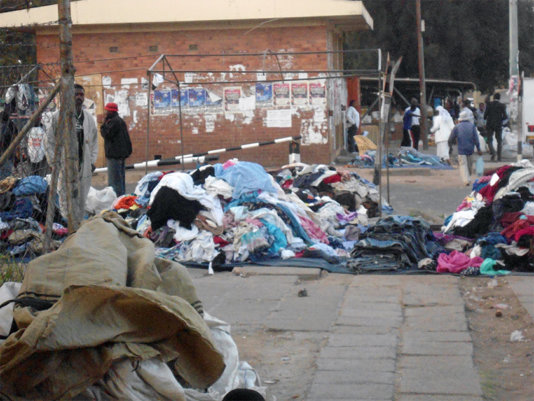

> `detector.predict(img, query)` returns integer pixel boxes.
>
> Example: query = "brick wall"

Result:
[37,25,337,168]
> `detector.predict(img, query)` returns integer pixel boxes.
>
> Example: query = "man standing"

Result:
[448,110,482,186]
[484,93,507,161]
[405,98,421,150]
[100,102,132,196]
[346,99,360,153]
[46,83,98,220]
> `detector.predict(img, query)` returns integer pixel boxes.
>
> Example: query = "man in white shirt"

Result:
[346,99,360,153]
[404,98,421,150]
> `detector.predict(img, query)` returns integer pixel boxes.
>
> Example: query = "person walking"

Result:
[46,83,98,221]
[100,102,132,197]
[460,99,476,124]
[484,93,507,161]
[346,99,359,153]
[430,105,454,164]
[448,110,482,186]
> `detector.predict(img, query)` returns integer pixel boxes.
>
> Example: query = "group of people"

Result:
[346,93,509,187]
[0,83,132,220]
[429,93,508,185]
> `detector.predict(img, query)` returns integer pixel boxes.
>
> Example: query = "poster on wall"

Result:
[255,83,273,106]
[291,82,308,106]
[188,88,206,107]
[224,87,241,111]
[273,83,290,106]
[205,90,223,108]
[171,89,188,108]
[154,90,171,108]
[309,82,326,105]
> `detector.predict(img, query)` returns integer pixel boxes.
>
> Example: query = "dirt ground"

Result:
[459,276,534,401]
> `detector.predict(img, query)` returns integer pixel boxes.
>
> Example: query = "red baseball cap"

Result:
[104,102,118,112]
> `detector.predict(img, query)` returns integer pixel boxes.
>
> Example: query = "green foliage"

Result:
[346,0,534,93]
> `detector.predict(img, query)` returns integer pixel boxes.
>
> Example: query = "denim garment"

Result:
[350,215,444,271]
[107,158,126,197]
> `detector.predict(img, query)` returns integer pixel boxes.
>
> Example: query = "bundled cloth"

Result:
[0,211,225,400]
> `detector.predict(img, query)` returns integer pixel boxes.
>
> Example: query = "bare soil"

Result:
[459,276,534,401]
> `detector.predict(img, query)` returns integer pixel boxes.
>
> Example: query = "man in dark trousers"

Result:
[484,93,507,161]
[100,102,132,196]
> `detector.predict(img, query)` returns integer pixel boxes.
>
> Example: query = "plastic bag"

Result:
[86,186,117,214]
[475,156,485,176]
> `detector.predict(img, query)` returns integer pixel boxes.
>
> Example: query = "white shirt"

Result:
[346,106,360,128]
[405,106,421,125]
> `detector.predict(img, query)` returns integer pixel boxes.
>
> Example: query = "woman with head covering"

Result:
[430,105,455,164]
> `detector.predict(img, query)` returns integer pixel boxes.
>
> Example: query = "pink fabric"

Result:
[222,159,237,169]
[298,215,329,244]
[456,200,470,212]
[436,250,484,274]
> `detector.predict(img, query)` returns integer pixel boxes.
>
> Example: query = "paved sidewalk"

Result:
[190,270,500,401]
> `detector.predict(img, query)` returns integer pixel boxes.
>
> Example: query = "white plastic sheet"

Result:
[0,282,21,338]
[86,186,117,214]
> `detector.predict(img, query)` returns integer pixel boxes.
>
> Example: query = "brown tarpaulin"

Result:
[0,211,224,400]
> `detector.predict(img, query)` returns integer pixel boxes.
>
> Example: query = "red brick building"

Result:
[0,0,373,168]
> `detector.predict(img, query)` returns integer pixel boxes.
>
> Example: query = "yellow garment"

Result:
[354,135,377,155]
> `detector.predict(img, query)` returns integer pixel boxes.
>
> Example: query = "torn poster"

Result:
[291,82,308,106]
[255,83,273,106]
[224,87,241,111]
[274,83,290,107]
[188,88,206,107]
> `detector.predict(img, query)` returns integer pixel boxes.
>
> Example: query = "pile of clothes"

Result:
[437,160,534,274]
[0,175,66,259]
[350,148,452,170]
[110,160,391,268]
[347,215,443,273]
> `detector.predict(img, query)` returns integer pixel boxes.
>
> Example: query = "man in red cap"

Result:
[100,102,132,196]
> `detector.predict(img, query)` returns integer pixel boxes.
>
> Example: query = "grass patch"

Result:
[0,255,25,285]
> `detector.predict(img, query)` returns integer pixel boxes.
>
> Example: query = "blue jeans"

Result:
[107,158,125,196]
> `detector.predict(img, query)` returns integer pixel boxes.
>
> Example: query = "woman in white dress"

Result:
[430,105,455,163]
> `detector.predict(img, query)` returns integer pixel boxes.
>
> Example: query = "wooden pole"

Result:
[416,0,428,150]
[58,0,80,231]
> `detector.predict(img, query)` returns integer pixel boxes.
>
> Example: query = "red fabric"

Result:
[213,236,229,247]
[478,165,515,203]
[500,211,524,228]
[104,102,118,112]
[513,226,534,243]
[114,195,139,210]
[322,174,342,184]
[281,179,293,189]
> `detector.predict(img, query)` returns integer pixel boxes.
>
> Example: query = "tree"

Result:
[346,0,534,93]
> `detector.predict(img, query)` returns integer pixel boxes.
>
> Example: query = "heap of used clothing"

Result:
[111,160,392,268]
[0,175,66,259]
[438,160,534,274]
[347,215,444,273]
[350,148,452,170]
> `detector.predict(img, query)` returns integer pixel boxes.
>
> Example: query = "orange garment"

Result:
[114,195,139,210]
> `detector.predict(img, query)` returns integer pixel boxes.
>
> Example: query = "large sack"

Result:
[1,212,223,400]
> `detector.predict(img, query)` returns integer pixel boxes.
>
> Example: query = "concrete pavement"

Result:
[189,268,533,401]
